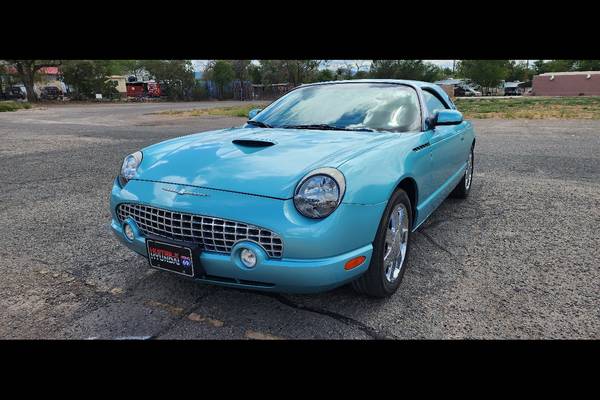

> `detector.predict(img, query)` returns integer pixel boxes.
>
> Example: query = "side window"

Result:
[422,90,449,116]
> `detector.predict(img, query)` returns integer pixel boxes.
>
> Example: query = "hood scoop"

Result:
[232,139,276,148]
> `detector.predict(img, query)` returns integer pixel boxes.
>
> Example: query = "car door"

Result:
[422,89,466,193]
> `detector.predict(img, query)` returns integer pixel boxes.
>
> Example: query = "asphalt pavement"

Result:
[0,102,598,339]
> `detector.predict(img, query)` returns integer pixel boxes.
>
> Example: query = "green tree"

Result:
[257,60,287,85]
[439,67,454,79]
[457,60,510,92]
[255,60,322,86]
[368,60,443,82]
[61,60,118,100]
[315,68,335,82]
[353,70,369,79]
[506,60,532,82]
[4,59,61,102]
[533,59,600,75]
[571,60,600,71]
[102,60,138,75]
[533,60,549,74]
[229,60,252,100]
[247,63,262,84]
[231,60,251,82]
[284,60,322,85]
[334,67,353,80]
[0,62,8,92]
[204,60,235,99]
[137,60,195,100]
[533,60,575,74]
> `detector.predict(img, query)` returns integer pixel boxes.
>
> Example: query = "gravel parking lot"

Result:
[1,102,598,339]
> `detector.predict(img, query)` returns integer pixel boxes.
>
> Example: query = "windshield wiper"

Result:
[246,120,272,128]
[280,124,375,132]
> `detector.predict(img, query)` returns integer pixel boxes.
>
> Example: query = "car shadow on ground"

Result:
[119,193,477,339]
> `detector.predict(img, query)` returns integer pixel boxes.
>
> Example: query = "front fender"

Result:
[338,132,430,205]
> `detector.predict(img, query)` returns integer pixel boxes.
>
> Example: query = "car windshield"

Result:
[251,83,422,133]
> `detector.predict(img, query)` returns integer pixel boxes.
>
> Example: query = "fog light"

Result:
[240,248,257,268]
[124,223,135,241]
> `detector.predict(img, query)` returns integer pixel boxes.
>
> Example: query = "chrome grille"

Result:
[117,203,283,258]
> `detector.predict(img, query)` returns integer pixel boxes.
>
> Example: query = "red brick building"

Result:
[532,71,600,96]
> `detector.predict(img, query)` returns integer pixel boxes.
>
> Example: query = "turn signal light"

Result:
[344,256,366,270]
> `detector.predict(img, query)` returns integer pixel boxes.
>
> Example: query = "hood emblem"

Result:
[163,187,209,197]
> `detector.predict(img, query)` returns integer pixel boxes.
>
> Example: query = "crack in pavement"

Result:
[420,211,486,232]
[447,213,486,221]
[420,218,447,231]
[263,293,398,340]
[147,292,213,340]
[418,230,459,262]
[0,250,396,340]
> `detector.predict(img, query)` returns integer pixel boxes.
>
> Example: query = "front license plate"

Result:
[146,239,195,277]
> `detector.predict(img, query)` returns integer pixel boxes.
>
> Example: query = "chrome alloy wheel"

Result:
[465,151,473,190]
[383,203,409,283]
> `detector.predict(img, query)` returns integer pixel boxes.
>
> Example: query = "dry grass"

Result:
[0,101,32,112]
[455,96,600,119]
[153,97,600,121]
[154,104,264,118]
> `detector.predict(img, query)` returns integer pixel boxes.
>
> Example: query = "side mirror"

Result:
[248,108,263,119]
[428,109,463,128]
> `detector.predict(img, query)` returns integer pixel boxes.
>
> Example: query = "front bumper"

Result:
[111,218,372,293]
[110,178,385,293]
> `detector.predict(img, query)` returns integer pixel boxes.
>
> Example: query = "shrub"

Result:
[190,81,209,100]
[0,101,32,112]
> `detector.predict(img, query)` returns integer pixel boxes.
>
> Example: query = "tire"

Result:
[351,189,412,298]
[451,146,474,199]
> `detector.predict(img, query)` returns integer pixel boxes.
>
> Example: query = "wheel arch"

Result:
[394,176,418,229]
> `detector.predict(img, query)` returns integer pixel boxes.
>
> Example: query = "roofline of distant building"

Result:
[538,71,600,76]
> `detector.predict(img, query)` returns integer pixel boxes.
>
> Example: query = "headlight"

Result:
[119,151,143,186]
[293,167,346,219]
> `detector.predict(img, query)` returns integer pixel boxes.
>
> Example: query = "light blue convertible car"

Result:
[110,80,475,297]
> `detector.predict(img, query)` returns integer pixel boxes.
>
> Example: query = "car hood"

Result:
[135,127,398,199]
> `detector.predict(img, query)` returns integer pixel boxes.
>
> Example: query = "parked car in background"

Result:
[503,81,527,96]
[110,80,476,297]
[455,85,481,97]
[2,86,27,100]
[504,86,523,96]
[40,86,62,100]
[504,87,523,96]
